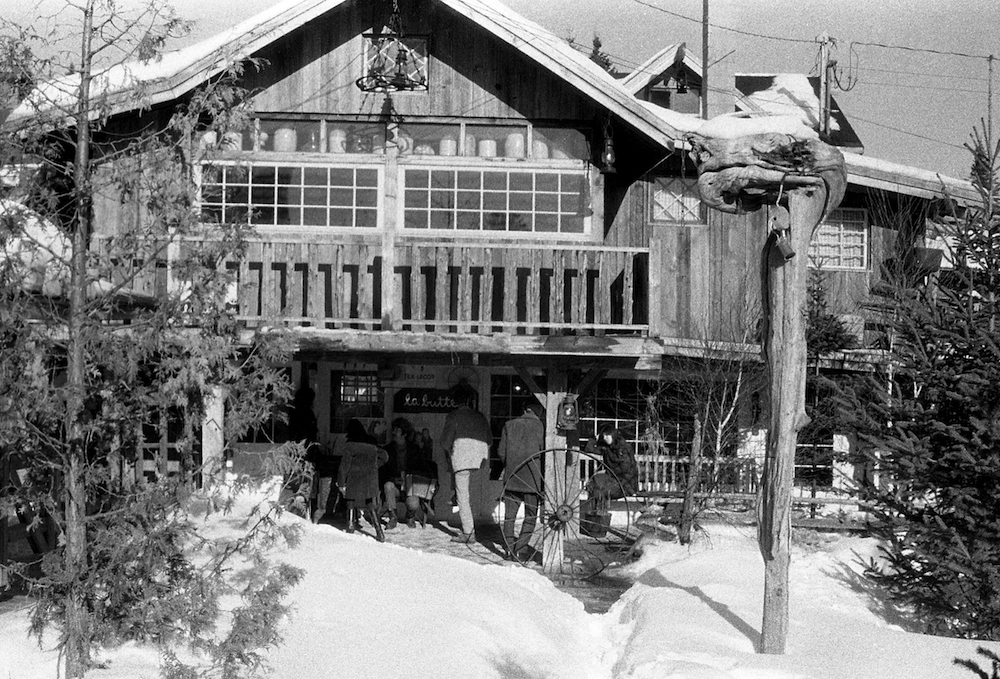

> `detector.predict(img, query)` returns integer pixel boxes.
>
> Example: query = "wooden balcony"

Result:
[220,238,650,335]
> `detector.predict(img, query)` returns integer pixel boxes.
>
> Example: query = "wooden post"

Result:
[757,188,826,654]
[201,385,226,487]
[542,368,567,574]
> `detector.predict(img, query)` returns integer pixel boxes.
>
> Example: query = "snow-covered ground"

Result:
[0,489,990,679]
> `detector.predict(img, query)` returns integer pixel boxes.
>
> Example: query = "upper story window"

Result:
[200,162,380,228]
[809,207,868,270]
[402,167,589,234]
[649,176,704,224]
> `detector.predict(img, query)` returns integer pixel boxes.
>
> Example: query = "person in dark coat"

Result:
[498,401,545,559]
[337,419,388,541]
[283,386,319,519]
[379,417,413,530]
[582,426,639,516]
[402,422,438,528]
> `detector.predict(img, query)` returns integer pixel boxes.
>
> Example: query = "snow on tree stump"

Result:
[686,126,847,654]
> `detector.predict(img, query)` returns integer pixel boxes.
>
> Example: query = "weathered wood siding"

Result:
[242,0,598,123]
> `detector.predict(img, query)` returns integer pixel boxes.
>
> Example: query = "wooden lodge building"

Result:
[5,0,979,523]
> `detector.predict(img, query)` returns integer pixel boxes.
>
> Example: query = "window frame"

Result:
[197,159,385,233]
[648,175,706,225]
[397,157,595,240]
[808,207,869,271]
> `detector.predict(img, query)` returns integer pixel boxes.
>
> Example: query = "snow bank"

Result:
[0,493,991,679]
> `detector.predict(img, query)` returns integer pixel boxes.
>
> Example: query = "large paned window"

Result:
[403,167,589,234]
[200,163,380,228]
[809,207,868,270]
[649,176,704,223]
[329,371,384,435]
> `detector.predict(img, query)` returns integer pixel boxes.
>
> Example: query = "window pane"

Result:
[329,207,354,227]
[400,167,592,235]
[302,207,326,226]
[430,210,453,229]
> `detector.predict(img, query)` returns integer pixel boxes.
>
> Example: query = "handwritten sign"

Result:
[393,388,460,413]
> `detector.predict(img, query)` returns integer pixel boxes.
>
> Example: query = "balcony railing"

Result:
[221,238,650,334]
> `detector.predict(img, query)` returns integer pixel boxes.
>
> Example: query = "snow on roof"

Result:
[637,102,820,141]
[735,73,864,151]
[636,102,976,201]
[7,0,684,151]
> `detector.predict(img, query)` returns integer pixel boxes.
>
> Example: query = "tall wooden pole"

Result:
[701,0,709,120]
[757,187,827,654]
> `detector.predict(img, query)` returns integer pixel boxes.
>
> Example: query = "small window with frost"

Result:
[809,208,868,271]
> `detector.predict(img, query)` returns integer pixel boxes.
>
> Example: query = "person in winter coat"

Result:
[337,418,388,542]
[498,401,545,560]
[582,426,639,516]
[283,386,319,519]
[440,384,491,543]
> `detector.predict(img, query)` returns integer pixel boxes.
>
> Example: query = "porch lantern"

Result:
[356,0,427,93]
[599,119,617,175]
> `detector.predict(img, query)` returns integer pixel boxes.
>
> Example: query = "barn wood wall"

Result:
[242,0,598,123]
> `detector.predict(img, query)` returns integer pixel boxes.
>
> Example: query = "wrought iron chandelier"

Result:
[356,0,427,93]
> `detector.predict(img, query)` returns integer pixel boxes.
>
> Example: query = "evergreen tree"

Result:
[589,35,616,75]
[1,3,305,676]
[838,123,1000,638]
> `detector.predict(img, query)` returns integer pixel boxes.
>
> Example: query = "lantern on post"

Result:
[556,394,579,430]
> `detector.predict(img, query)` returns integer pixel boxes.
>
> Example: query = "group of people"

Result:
[287,384,640,554]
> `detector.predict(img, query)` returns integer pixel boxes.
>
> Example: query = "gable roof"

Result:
[620,43,703,96]
[734,73,864,151]
[7,0,682,151]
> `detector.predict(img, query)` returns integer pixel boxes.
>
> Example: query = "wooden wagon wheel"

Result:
[499,448,635,579]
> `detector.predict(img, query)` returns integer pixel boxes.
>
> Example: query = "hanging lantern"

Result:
[556,394,579,430]
[599,118,616,175]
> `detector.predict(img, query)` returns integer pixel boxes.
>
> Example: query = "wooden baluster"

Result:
[333,243,345,326]
[458,246,471,333]
[287,241,304,325]
[358,243,373,327]
[502,247,516,331]
[526,248,540,333]
[575,249,589,333]
[553,248,565,329]
[435,246,449,332]
[413,245,427,332]
[596,249,609,335]
[623,250,634,326]
[307,242,323,327]
[479,248,494,335]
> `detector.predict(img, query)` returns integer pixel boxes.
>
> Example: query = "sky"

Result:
[1,0,997,180]
[0,484,990,679]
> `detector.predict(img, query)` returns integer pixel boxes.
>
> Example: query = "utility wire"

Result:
[624,0,816,44]
[849,114,967,150]
[851,40,991,61]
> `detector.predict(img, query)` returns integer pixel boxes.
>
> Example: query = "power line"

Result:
[851,40,991,61]
[848,114,967,150]
[851,80,986,95]
[624,0,815,45]
[853,64,989,82]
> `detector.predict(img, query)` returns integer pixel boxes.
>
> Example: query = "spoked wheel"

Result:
[499,448,634,579]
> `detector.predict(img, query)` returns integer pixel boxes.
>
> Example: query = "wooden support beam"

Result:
[574,368,607,399]
[514,366,546,408]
